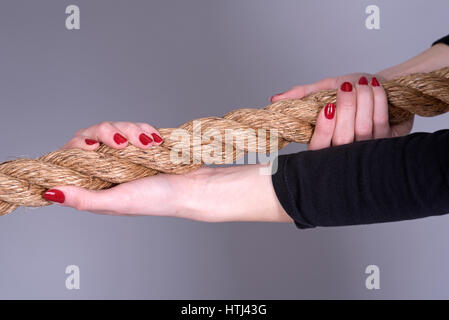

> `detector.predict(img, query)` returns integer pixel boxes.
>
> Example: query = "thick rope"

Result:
[1,67,449,215]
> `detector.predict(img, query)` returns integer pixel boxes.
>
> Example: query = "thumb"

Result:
[270,77,336,103]
[43,186,124,214]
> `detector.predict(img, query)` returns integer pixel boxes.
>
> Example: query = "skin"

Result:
[46,44,449,223]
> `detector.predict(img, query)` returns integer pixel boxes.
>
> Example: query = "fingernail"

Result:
[43,189,65,203]
[113,133,127,144]
[358,76,368,85]
[85,138,98,145]
[371,77,380,87]
[324,103,335,120]
[139,133,153,145]
[340,82,353,92]
[270,92,285,101]
[151,133,163,143]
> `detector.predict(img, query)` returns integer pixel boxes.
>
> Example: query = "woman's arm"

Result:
[376,40,449,80]
[272,129,449,228]
[44,129,449,228]
[43,161,292,223]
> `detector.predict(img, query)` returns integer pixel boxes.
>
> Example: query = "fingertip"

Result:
[270,93,285,103]
[85,138,98,146]
[43,186,96,211]
[43,188,65,204]
[308,103,336,150]
[323,103,336,120]
[150,132,163,145]
[84,138,101,150]
[113,133,129,148]
[139,133,154,147]
[340,81,353,92]
[371,77,380,87]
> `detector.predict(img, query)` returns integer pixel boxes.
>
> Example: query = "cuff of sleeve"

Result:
[271,154,315,229]
[432,34,449,47]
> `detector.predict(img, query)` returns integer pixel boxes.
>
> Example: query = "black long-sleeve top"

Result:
[271,34,449,229]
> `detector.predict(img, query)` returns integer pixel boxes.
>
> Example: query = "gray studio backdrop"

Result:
[0,0,448,299]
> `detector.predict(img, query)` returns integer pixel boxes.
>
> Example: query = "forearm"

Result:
[174,164,293,223]
[272,130,449,229]
[376,43,449,80]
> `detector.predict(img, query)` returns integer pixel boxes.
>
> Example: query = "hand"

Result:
[61,121,164,150]
[270,73,414,150]
[44,122,292,223]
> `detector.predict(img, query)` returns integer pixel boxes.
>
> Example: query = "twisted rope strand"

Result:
[1,67,449,215]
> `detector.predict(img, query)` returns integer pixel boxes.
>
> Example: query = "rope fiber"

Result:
[1,67,449,215]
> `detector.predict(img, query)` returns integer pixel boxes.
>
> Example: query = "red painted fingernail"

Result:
[371,77,380,87]
[113,133,127,144]
[139,133,153,145]
[358,76,368,85]
[43,189,65,203]
[85,138,98,145]
[340,82,353,92]
[151,133,163,143]
[324,103,335,120]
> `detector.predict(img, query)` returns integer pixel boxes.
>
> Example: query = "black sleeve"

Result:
[432,34,449,46]
[271,130,449,229]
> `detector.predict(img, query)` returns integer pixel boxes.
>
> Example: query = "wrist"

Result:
[175,164,292,223]
[376,44,449,80]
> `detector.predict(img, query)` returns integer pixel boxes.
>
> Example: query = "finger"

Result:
[43,186,132,215]
[112,122,159,149]
[371,77,391,139]
[354,76,374,141]
[135,122,164,145]
[60,135,100,150]
[270,77,336,102]
[332,81,356,146]
[83,121,129,149]
[308,103,336,150]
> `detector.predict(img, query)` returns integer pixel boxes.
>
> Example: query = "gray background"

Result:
[0,0,448,299]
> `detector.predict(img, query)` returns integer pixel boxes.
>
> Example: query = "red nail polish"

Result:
[340,82,353,92]
[324,103,335,120]
[358,76,368,85]
[85,139,98,145]
[139,133,153,145]
[371,77,380,87]
[43,189,65,203]
[113,133,127,144]
[151,133,163,143]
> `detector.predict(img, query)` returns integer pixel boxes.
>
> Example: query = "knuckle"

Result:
[321,77,335,87]
[73,196,91,211]
[98,121,112,130]
[291,85,305,95]
[374,116,389,127]
[138,123,154,132]
[332,136,352,146]
[97,122,113,135]
[338,102,354,110]
[355,122,373,137]
[315,122,333,136]
[74,128,86,136]
[357,87,372,100]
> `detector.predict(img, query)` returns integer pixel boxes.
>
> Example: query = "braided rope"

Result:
[1,67,449,215]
